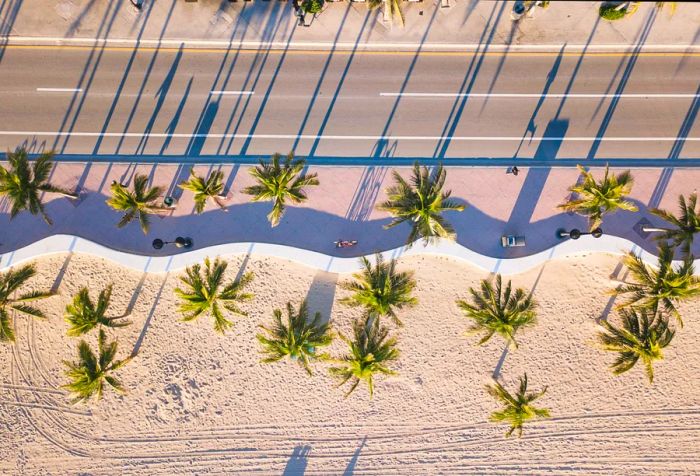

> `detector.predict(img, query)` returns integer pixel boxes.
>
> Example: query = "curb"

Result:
[10,154,700,169]
[2,36,700,53]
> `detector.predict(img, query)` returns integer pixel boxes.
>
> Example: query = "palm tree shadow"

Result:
[433,0,507,159]
[587,8,658,159]
[305,270,338,325]
[117,270,148,319]
[131,270,170,357]
[645,83,700,217]
[501,119,570,259]
[282,445,311,476]
[346,166,388,222]
[598,253,634,323]
[50,237,79,292]
[0,0,24,65]
[492,255,550,379]
[234,243,255,282]
[343,436,367,475]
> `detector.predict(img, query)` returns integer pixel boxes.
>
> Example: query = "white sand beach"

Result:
[1,251,699,475]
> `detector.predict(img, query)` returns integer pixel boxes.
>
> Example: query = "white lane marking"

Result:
[209,90,255,96]
[36,87,83,93]
[0,131,698,142]
[380,92,700,98]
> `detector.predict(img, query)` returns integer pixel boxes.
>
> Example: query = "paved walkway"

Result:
[1,1,699,50]
[0,163,698,260]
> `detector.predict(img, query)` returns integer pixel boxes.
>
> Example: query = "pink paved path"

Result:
[1,163,698,260]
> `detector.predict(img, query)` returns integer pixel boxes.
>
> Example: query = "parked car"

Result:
[501,235,526,248]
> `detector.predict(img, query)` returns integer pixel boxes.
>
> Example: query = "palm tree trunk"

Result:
[56,190,79,199]
[641,226,669,233]
[609,278,636,286]
[213,195,229,211]
[150,207,172,215]
[107,313,130,321]
[616,1,631,11]
[382,0,391,23]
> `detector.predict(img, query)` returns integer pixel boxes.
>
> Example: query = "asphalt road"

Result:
[0,46,698,162]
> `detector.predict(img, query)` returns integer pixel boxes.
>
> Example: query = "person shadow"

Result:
[282,445,311,476]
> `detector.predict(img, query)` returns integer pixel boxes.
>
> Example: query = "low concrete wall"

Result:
[0,233,674,276]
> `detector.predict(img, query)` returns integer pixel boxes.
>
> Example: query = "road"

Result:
[0,45,698,163]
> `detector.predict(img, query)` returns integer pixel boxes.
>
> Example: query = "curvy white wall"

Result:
[0,234,680,275]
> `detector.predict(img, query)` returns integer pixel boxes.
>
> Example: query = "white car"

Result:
[501,235,526,248]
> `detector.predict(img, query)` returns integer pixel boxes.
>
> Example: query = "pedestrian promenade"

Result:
[0,163,697,260]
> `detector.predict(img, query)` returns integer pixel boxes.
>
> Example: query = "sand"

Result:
[1,251,699,475]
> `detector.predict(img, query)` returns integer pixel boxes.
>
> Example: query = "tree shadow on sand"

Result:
[282,445,311,476]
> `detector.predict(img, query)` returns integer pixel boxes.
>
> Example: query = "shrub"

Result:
[599,4,627,21]
[302,0,323,14]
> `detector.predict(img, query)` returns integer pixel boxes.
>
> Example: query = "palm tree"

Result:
[0,148,77,225]
[369,0,404,27]
[329,318,399,398]
[174,257,254,334]
[599,1,639,21]
[256,300,333,375]
[558,164,638,230]
[486,373,550,438]
[243,152,319,227]
[611,243,700,328]
[649,193,700,257]
[62,329,132,404]
[457,274,537,348]
[340,254,417,326]
[597,309,674,384]
[655,1,676,15]
[378,162,465,247]
[0,264,54,343]
[106,174,167,234]
[178,168,227,214]
[64,285,131,337]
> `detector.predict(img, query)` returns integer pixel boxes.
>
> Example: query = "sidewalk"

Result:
[1,163,698,260]
[1,1,699,51]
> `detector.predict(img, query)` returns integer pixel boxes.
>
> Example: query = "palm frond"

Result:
[179,169,226,214]
[377,162,465,247]
[485,373,549,438]
[0,264,53,344]
[62,329,131,404]
[339,254,417,326]
[457,274,537,347]
[329,317,399,399]
[558,164,638,231]
[175,258,254,334]
[597,308,674,383]
[257,300,333,375]
[64,285,130,337]
[106,174,165,234]
[611,244,700,328]
[0,147,68,224]
[649,193,700,257]
[243,152,319,227]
